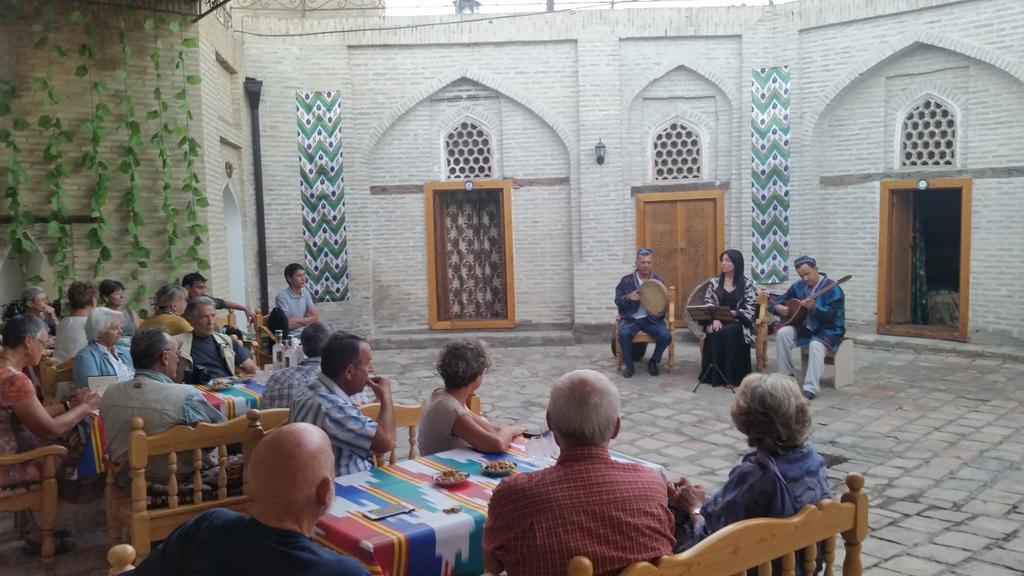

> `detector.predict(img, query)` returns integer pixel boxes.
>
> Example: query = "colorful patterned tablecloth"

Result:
[77,379,266,479]
[315,442,665,576]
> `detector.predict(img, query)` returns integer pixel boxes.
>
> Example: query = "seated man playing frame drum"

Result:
[614,248,672,378]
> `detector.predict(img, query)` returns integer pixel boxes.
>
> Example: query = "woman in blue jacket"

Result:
[73,307,134,390]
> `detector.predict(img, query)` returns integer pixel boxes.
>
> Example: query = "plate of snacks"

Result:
[481,460,517,477]
[207,377,236,391]
[433,469,469,487]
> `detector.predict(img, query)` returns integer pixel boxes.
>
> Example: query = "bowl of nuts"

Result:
[481,460,517,477]
[433,469,469,487]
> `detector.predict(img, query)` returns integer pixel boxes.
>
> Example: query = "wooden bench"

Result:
[569,473,868,576]
[801,337,855,388]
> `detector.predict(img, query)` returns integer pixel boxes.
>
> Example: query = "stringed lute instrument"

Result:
[779,275,852,327]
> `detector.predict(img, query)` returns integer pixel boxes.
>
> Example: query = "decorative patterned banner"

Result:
[751,66,791,284]
[297,91,349,302]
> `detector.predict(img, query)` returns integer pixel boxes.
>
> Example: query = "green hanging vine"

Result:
[172,16,210,271]
[34,2,74,296]
[116,12,151,308]
[0,3,36,278]
[73,7,113,277]
[146,13,182,279]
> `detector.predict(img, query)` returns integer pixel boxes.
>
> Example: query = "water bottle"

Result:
[272,331,285,369]
[283,337,295,368]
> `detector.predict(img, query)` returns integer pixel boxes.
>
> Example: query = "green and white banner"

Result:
[296,91,349,302]
[751,66,791,284]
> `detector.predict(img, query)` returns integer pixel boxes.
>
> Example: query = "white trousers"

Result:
[775,325,826,395]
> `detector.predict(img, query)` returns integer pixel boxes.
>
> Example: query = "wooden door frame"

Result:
[424,180,516,330]
[877,178,971,341]
[635,189,726,324]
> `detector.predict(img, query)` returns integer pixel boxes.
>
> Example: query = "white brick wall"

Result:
[4,0,1021,342]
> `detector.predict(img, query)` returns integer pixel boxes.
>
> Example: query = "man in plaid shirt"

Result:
[483,370,675,576]
[263,323,367,409]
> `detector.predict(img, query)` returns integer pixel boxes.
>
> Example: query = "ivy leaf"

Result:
[153,87,162,101]
[99,245,111,261]
[47,220,61,236]
[71,10,85,25]
[169,19,181,33]
[93,81,107,95]
[185,75,201,86]
[182,37,198,49]
[117,159,131,174]
[74,64,89,78]
[144,17,155,31]
[196,197,209,209]
[31,77,48,92]
[113,69,127,82]
[34,35,48,50]
[146,109,160,120]
[197,258,210,271]
[95,102,110,117]
[37,115,52,129]
[174,89,187,101]
[12,117,29,131]
[50,44,67,58]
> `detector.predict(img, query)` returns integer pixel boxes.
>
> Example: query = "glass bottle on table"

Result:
[272,331,285,369]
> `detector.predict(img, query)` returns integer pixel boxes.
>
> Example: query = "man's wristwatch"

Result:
[62,399,72,413]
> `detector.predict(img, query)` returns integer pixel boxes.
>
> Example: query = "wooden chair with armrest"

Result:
[614,286,676,373]
[104,411,271,558]
[249,309,279,367]
[567,473,868,576]
[38,357,74,406]
[0,445,67,569]
[213,310,238,330]
[107,543,137,574]
[358,402,423,467]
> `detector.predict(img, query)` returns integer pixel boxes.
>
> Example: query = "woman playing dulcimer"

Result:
[699,250,758,388]
[773,255,847,401]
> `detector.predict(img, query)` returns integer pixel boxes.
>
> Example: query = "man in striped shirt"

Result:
[289,333,395,476]
[263,323,368,409]
[483,370,675,576]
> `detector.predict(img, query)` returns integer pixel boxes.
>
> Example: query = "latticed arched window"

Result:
[445,120,493,179]
[652,120,702,181]
[900,98,957,167]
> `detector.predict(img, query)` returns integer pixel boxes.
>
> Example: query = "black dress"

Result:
[699,287,752,387]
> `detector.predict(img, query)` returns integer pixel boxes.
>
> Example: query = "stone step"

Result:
[370,328,577,350]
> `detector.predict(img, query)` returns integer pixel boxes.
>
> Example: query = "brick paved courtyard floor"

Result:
[5,341,1024,575]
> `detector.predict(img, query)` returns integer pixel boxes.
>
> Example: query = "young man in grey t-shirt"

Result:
[274,263,319,337]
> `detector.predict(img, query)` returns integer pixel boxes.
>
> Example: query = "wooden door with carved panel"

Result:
[636,190,725,327]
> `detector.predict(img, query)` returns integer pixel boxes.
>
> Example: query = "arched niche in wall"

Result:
[222,183,249,330]
[0,235,54,309]
[627,65,732,187]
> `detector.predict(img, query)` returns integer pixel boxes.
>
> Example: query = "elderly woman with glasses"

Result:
[669,372,831,570]
[19,287,58,337]
[73,308,134,390]
[1,315,100,554]
[139,284,192,337]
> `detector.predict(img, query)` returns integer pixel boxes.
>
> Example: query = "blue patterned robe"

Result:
[780,274,845,350]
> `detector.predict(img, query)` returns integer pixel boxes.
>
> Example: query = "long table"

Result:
[76,379,266,479]
[315,442,665,576]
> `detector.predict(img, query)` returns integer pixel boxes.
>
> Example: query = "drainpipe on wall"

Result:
[243,77,270,314]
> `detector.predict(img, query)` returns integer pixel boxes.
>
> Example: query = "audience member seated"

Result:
[73,307,134,390]
[418,340,524,456]
[669,372,831,558]
[20,287,58,337]
[100,327,224,480]
[131,423,370,576]
[139,284,192,337]
[274,263,319,338]
[52,281,97,362]
[290,333,395,476]
[483,370,674,576]
[175,297,257,382]
[1,315,101,554]
[99,279,139,340]
[262,322,349,409]
[181,272,256,325]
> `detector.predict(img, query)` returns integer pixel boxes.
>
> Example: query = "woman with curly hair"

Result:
[417,340,524,456]
[669,372,831,564]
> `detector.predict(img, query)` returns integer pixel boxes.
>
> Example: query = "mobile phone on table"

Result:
[362,502,415,521]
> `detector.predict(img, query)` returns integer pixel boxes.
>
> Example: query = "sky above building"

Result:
[386,0,798,17]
